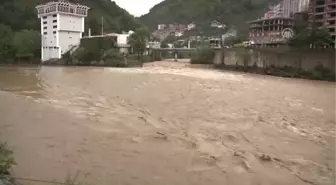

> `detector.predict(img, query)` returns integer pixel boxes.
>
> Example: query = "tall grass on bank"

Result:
[0,143,15,176]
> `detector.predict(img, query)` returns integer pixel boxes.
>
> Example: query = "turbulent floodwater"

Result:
[0,62,335,185]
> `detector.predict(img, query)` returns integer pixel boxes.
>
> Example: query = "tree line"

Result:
[0,24,40,63]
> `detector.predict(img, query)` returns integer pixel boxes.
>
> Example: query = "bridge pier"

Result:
[152,48,197,62]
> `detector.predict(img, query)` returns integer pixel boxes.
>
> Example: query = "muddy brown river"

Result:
[0,62,335,185]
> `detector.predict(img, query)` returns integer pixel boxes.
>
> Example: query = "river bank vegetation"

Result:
[47,28,151,67]
[0,143,15,185]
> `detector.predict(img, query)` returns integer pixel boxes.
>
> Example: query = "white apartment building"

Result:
[278,0,300,17]
[36,1,89,62]
[105,31,134,54]
[298,0,310,12]
[265,0,308,19]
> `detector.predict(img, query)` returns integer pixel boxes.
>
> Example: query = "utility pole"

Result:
[101,16,104,36]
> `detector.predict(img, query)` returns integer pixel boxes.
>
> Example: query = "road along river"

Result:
[0,62,335,185]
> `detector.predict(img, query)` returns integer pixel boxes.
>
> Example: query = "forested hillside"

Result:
[139,0,279,36]
[0,0,143,63]
[0,0,143,34]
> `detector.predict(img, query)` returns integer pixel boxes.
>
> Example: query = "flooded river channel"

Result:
[0,62,335,185]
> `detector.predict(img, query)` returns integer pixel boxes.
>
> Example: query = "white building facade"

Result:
[36,1,89,62]
[298,0,310,12]
[265,0,306,18]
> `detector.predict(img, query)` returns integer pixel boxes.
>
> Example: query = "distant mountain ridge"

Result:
[0,0,143,34]
[139,0,279,37]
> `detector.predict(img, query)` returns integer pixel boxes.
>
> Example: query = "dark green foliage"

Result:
[289,12,334,48]
[0,143,15,175]
[68,37,117,64]
[103,49,126,67]
[290,28,334,48]
[0,24,14,61]
[191,47,214,64]
[139,0,279,36]
[12,30,41,59]
[65,38,143,67]
[128,28,151,61]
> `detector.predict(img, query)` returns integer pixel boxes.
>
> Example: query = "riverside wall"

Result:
[213,48,335,72]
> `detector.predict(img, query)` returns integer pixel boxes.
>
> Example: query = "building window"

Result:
[53,31,56,34]
[43,26,47,30]
[43,16,47,19]
[43,21,47,24]
[53,14,57,17]
[43,32,47,35]
[53,20,57,23]
[53,25,57,28]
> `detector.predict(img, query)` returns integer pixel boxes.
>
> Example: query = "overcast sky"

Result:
[113,0,164,17]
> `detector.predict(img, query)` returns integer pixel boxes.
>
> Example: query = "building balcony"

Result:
[325,7,336,12]
[325,0,336,5]
[314,11,325,15]
[36,1,89,18]
[325,14,336,20]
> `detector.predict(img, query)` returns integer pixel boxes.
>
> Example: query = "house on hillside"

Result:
[157,24,166,30]
[210,20,226,29]
[210,20,221,27]
[187,22,196,30]
[175,31,183,37]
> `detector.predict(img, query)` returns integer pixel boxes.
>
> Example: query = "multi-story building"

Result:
[284,0,299,17]
[265,3,282,18]
[309,0,336,40]
[36,1,89,62]
[248,17,294,46]
[265,0,301,18]
[298,0,310,12]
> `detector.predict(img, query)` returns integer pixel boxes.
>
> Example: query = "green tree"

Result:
[310,28,334,48]
[0,143,15,175]
[0,24,14,61]
[12,30,40,59]
[290,27,333,48]
[128,28,150,61]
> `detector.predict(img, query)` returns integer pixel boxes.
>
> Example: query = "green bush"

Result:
[0,143,15,175]
[191,47,214,64]
[77,37,116,63]
[150,51,162,61]
[102,49,126,67]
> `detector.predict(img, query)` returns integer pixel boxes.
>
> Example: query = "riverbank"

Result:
[213,64,336,82]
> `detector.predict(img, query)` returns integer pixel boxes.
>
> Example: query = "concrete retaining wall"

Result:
[214,48,335,72]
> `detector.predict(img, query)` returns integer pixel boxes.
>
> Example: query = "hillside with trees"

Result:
[0,0,143,63]
[139,0,279,37]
